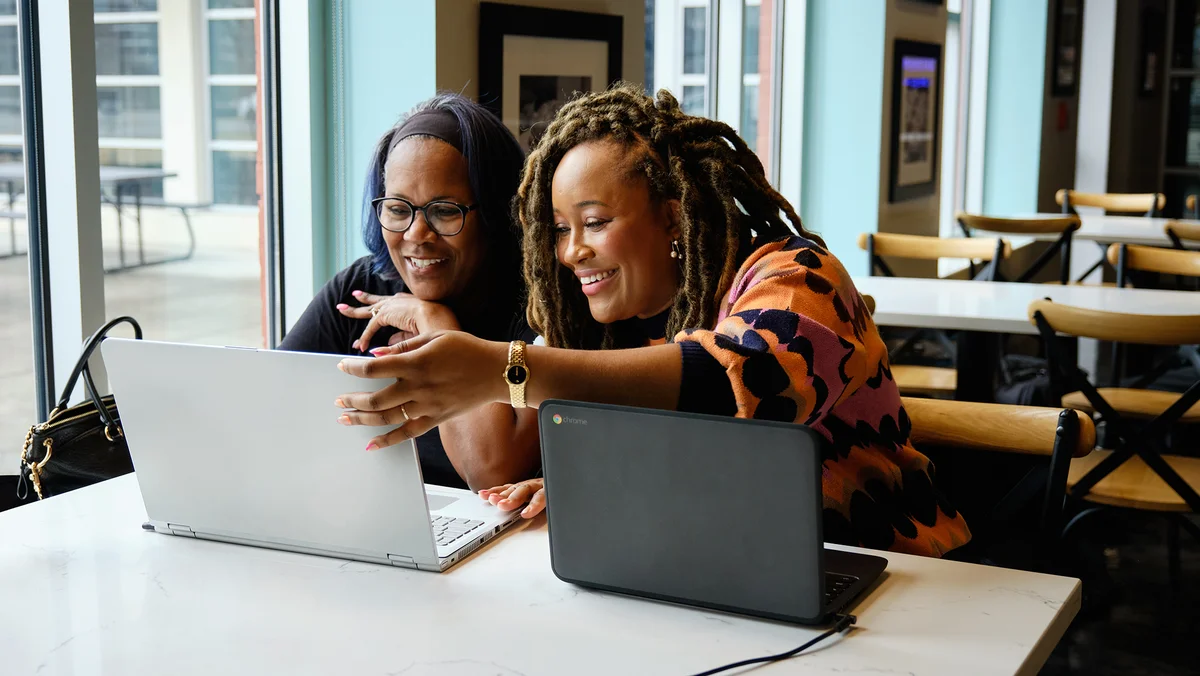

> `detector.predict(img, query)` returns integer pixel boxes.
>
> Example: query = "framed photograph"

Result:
[1050,0,1082,97]
[889,39,942,203]
[478,3,623,150]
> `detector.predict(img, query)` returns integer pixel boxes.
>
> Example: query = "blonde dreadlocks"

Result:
[516,82,825,349]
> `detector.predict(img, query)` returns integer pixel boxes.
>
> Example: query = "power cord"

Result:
[689,614,857,676]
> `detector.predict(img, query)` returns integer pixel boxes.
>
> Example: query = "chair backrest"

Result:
[1107,243,1200,279]
[861,293,876,316]
[1056,189,1165,215]
[957,212,1080,236]
[1027,299,1200,346]
[1166,220,1200,247]
[956,213,1080,284]
[857,232,1010,262]
[903,397,1095,458]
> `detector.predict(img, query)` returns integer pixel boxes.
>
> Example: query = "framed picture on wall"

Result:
[888,39,942,203]
[1050,0,1083,98]
[478,3,624,151]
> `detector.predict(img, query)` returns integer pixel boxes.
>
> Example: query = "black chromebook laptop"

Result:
[539,401,887,625]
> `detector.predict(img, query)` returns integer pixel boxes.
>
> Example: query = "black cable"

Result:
[689,614,857,676]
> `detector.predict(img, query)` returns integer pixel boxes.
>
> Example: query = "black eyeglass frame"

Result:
[370,196,477,236]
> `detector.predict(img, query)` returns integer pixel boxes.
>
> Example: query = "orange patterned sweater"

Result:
[672,236,971,557]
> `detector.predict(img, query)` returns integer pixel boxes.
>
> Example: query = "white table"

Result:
[1025,213,1190,247]
[854,276,1199,335]
[1,475,1081,676]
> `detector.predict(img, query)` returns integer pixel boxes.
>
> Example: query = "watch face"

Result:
[506,365,528,385]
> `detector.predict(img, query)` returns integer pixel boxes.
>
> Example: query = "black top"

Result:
[278,256,534,488]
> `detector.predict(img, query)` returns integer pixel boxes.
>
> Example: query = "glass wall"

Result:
[99,0,265,350]
[740,0,774,175]
[0,3,29,474]
[648,0,713,117]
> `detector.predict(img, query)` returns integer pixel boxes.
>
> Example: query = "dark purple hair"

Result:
[361,93,526,309]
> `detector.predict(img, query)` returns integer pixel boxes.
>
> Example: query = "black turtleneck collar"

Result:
[629,307,671,342]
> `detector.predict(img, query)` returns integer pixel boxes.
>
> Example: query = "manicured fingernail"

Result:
[336,303,349,310]
[335,398,345,408]
[522,507,532,516]
[365,442,378,451]
[337,416,350,426]
[370,347,388,356]
[352,290,364,297]
[337,361,346,372]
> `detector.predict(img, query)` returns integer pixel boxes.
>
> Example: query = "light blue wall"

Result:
[333,0,438,269]
[981,0,1048,216]
[801,0,887,265]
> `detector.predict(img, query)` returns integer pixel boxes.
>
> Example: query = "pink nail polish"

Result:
[336,303,349,310]
[335,398,345,408]
[352,290,363,296]
[365,442,378,452]
[337,416,350,426]
[369,347,387,356]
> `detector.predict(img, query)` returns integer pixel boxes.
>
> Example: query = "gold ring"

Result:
[370,306,380,316]
[400,404,411,423]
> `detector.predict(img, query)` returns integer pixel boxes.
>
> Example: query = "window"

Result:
[96,87,161,138]
[211,85,257,141]
[94,23,159,76]
[205,3,258,206]
[648,1,713,116]
[94,0,159,11]
[0,86,18,135]
[0,3,27,472]
[212,150,257,205]
[682,6,707,74]
[208,18,255,76]
[739,0,774,173]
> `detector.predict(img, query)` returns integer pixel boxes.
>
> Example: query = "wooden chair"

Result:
[1105,242,1200,394]
[858,233,1011,397]
[956,212,1080,284]
[1028,300,1200,584]
[1056,189,1166,216]
[1166,220,1200,250]
[1186,195,1197,219]
[904,397,1095,566]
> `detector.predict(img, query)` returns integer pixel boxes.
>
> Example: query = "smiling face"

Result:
[550,139,681,324]
[381,136,485,303]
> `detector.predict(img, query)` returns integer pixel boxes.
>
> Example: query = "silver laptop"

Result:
[101,338,520,572]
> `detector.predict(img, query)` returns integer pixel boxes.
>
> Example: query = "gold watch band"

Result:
[505,340,529,408]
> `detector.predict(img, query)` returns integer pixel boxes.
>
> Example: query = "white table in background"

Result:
[1024,213,1191,248]
[0,475,1081,676]
[854,276,1199,335]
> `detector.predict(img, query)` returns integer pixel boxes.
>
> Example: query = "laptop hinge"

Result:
[167,523,196,538]
[387,554,417,569]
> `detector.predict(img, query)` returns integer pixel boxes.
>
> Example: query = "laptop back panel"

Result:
[540,400,826,623]
[102,339,438,562]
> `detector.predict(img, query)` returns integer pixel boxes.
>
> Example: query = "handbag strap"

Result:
[52,317,142,431]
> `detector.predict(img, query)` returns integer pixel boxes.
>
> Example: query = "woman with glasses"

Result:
[279,93,539,491]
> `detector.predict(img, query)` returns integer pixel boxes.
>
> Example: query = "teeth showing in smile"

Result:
[580,270,616,285]
[408,258,447,270]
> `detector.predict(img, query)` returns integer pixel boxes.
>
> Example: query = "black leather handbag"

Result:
[18,317,142,500]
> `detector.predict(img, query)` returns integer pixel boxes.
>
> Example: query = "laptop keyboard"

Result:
[825,572,859,605]
[431,515,484,549]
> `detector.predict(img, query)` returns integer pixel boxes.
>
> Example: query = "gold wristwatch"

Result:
[503,340,530,408]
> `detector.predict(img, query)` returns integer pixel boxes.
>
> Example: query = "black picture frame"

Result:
[1050,0,1083,98]
[478,3,623,135]
[888,39,942,203]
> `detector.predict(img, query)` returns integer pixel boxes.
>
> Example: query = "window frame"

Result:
[202,3,256,207]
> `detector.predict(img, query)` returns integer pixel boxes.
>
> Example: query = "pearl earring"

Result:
[670,240,682,260]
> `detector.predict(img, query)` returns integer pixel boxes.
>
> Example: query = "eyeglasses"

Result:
[371,197,477,236]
